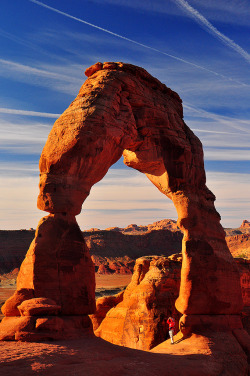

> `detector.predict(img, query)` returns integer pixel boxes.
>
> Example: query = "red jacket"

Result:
[167,318,175,330]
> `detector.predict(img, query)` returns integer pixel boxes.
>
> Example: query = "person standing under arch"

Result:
[167,316,175,344]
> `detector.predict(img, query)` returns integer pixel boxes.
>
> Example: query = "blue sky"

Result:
[0,0,249,230]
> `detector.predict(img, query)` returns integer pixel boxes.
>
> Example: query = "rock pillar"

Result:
[172,190,243,334]
[0,214,95,340]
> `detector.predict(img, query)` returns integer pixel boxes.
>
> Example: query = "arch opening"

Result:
[77,157,178,231]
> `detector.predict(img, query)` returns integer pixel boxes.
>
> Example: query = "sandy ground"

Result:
[95,274,131,288]
[0,274,248,375]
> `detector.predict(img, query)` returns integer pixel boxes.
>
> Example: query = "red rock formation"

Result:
[226,233,250,259]
[0,62,246,354]
[93,255,250,349]
[0,214,95,340]
[241,220,250,229]
[94,255,182,350]
[85,224,182,261]
[36,62,243,320]
[235,259,250,308]
[235,259,250,337]
[90,291,124,332]
[18,298,61,317]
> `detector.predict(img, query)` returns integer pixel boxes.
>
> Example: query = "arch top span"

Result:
[38,61,207,217]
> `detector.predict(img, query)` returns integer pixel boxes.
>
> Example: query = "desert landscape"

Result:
[0,219,249,375]
[0,61,249,375]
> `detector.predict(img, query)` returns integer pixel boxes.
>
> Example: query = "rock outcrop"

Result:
[93,255,250,350]
[94,255,182,350]
[241,220,250,229]
[226,233,250,259]
[0,62,247,369]
[0,214,95,340]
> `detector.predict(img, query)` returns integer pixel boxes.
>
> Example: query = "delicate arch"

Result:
[38,62,242,315]
[0,62,243,341]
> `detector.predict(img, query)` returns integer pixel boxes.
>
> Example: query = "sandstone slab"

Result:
[18,297,61,317]
[1,288,34,317]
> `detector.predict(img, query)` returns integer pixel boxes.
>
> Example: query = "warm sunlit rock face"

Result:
[94,255,182,350]
[92,255,250,350]
[0,214,95,340]
[38,62,242,317]
[0,62,245,345]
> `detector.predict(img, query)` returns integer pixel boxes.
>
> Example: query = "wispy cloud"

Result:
[0,58,83,94]
[204,148,250,161]
[207,171,250,226]
[189,0,250,26]
[0,108,60,118]
[81,0,250,26]
[0,58,73,81]
[27,0,247,86]
[172,0,250,63]
[183,104,250,134]
[0,118,51,154]
[0,167,248,229]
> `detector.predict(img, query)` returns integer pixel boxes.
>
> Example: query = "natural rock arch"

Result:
[0,62,243,340]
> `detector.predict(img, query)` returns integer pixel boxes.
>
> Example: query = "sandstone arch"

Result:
[0,62,243,340]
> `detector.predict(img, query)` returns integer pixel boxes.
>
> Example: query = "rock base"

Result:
[0,315,93,341]
[179,314,243,336]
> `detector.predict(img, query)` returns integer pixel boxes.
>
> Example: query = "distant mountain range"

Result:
[0,219,249,275]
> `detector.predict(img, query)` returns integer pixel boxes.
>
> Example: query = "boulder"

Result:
[1,288,34,317]
[18,298,61,317]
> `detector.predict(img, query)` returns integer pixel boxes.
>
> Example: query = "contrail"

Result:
[0,107,60,118]
[183,103,250,134]
[172,0,250,64]
[28,0,247,86]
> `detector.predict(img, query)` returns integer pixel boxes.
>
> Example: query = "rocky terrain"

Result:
[1,254,249,375]
[1,332,248,376]
[0,62,249,374]
[91,255,250,350]
[0,219,182,275]
[0,219,249,277]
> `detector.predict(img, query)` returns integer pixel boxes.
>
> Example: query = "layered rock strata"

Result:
[0,62,245,348]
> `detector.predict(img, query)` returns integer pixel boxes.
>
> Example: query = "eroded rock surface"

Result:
[226,234,250,259]
[93,255,250,350]
[0,62,246,355]
[94,255,182,350]
[0,214,95,340]
[37,62,244,319]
